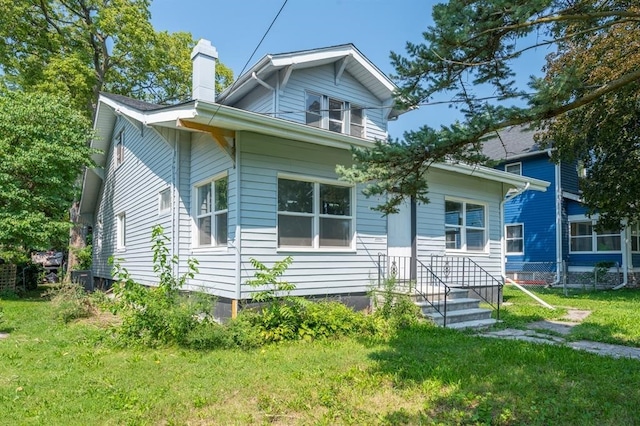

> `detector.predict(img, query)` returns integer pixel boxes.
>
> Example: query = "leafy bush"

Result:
[46,282,95,323]
[70,244,92,270]
[110,225,215,347]
[372,277,422,329]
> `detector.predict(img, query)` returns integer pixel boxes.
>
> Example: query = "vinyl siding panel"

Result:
[234,80,274,114]
[416,170,505,279]
[561,160,580,194]
[92,118,175,285]
[277,65,387,141]
[187,132,237,298]
[237,131,386,298]
[503,155,557,267]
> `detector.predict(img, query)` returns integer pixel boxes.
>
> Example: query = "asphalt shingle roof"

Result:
[481,125,545,161]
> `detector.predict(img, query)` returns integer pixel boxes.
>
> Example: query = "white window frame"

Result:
[277,173,355,251]
[305,91,365,137]
[158,188,171,215]
[505,223,524,255]
[631,223,640,253]
[569,216,621,253]
[193,172,228,249]
[116,212,126,251]
[115,130,125,167]
[505,162,522,175]
[444,198,488,253]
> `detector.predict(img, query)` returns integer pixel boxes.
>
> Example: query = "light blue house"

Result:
[79,40,548,319]
[483,126,639,288]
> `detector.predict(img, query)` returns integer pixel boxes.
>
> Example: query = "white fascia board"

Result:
[431,162,550,192]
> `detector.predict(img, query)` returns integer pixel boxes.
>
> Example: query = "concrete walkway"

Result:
[479,309,640,361]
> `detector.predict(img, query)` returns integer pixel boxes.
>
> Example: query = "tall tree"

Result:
[0,0,233,270]
[340,1,640,220]
[0,91,93,257]
[0,0,233,116]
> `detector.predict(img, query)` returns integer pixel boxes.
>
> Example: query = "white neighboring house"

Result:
[79,40,548,318]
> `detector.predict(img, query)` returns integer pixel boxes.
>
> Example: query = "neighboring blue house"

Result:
[483,126,638,288]
[79,40,548,320]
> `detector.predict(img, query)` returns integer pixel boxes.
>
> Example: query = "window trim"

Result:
[505,223,524,255]
[158,187,171,215]
[444,197,488,253]
[505,162,522,175]
[277,173,356,252]
[631,223,640,253]
[569,216,622,253]
[116,212,126,251]
[192,172,229,250]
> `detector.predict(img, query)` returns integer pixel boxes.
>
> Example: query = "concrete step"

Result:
[416,297,481,315]
[413,286,469,302]
[447,318,498,330]
[426,307,493,326]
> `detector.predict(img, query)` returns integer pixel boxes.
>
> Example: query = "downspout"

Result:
[173,130,180,278]
[410,196,417,281]
[614,221,628,290]
[551,152,562,286]
[233,134,242,316]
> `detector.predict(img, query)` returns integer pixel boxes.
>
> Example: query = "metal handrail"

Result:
[429,255,503,319]
[377,254,452,326]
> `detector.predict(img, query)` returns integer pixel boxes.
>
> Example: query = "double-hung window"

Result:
[277,177,353,249]
[505,224,524,254]
[195,175,228,247]
[158,188,171,214]
[305,92,365,138]
[445,199,487,252]
[570,220,621,252]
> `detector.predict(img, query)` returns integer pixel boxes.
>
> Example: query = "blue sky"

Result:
[150,0,548,139]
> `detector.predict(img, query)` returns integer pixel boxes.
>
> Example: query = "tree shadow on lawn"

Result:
[367,324,640,424]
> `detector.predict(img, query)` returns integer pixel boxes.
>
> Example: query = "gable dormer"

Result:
[216,44,404,141]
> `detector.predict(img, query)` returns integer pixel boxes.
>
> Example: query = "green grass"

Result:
[1,288,640,425]
[500,286,640,346]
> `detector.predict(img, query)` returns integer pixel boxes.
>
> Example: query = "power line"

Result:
[205,0,289,126]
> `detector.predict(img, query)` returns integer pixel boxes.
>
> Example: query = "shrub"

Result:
[372,277,422,329]
[110,225,215,347]
[46,282,95,323]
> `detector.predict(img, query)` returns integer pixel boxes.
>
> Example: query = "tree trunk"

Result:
[66,200,87,281]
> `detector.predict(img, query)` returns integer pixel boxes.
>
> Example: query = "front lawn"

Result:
[1,288,639,425]
[500,285,640,346]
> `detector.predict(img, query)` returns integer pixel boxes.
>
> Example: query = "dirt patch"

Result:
[0,332,9,339]
[562,309,591,322]
[76,310,121,328]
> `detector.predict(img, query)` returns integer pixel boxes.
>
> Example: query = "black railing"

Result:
[429,255,503,319]
[377,254,451,326]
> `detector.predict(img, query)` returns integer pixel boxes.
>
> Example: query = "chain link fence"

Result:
[506,260,623,290]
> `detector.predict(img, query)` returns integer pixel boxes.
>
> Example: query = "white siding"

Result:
[238,132,387,298]
[416,169,504,278]
[93,118,175,285]
[187,132,237,298]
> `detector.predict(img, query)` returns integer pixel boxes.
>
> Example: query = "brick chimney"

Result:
[191,39,218,102]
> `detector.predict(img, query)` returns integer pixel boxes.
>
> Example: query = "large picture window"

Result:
[505,224,524,254]
[570,220,621,252]
[195,175,228,247]
[445,199,486,252]
[278,177,353,249]
[305,92,365,138]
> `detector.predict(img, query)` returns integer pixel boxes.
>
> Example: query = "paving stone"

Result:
[527,320,576,336]
[568,341,640,360]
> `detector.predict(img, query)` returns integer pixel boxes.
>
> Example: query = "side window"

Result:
[116,212,126,250]
[305,93,322,128]
[159,188,171,214]
[349,105,364,138]
[195,175,228,247]
[505,224,524,254]
[505,163,521,175]
[115,130,124,167]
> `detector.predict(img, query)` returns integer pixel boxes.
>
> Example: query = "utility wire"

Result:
[205,0,289,126]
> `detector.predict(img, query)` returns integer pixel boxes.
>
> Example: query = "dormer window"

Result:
[305,92,365,138]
